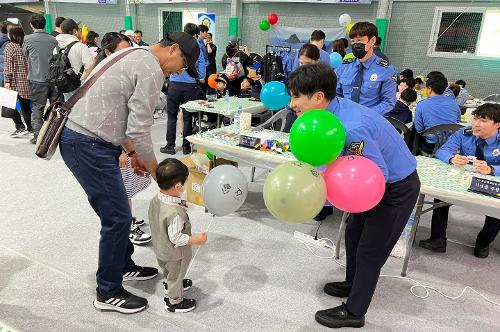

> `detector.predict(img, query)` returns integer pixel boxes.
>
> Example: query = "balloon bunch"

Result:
[259,12,279,31]
[339,13,356,34]
[263,110,385,224]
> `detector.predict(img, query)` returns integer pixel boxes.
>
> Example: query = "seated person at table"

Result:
[239,77,252,98]
[448,83,460,98]
[215,74,229,99]
[287,63,420,328]
[419,103,500,258]
[396,77,415,99]
[414,74,461,154]
[414,76,425,101]
[247,63,264,99]
[386,88,417,124]
[297,43,320,67]
[427,71,455,100]
[455,79,474,107]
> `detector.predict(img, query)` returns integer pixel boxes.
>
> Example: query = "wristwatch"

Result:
[490,166,495,175]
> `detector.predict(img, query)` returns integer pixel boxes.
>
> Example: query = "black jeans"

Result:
[11,96,33,131]
[166,82,204,148]
[31,83,59,137]
[59,127,135,296]
[431,199,500,247]
[345,171,421,317]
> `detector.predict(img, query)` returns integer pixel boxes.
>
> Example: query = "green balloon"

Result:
[206,151,214,160]
[259,20,271,31]
[290,110,346,167]
[263,162,326,224]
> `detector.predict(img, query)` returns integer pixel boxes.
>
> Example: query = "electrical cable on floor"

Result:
[296,237,500,307]
[185,214,215,277]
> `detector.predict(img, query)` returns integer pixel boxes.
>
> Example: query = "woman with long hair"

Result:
[3,25,33,137]
[85,32,152,245]
[332,39,346,59]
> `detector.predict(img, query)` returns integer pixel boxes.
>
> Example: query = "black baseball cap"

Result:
[164,32,200,79]
[60,18,80,34]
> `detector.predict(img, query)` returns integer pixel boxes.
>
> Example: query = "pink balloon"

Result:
[324,156,385,213]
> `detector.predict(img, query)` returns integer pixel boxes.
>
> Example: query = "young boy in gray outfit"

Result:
[149,158,208,313]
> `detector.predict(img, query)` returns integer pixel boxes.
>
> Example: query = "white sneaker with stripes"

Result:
[93,288,147,314]
[123,265,158,281]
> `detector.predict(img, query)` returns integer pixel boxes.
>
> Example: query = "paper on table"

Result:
[0,87,18,109]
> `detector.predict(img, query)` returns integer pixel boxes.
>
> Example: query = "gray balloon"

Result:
[202,165,248,216]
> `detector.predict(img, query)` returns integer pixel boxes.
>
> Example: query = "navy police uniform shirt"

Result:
[335,54,397,115]
[414,94,461,143]
[327,97,417,183]
[436,128,500,176]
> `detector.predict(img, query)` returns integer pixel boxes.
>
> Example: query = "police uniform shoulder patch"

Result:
[493,149,500,157]
[463,128,473,136]
[392,75,397,81]
[444,92,451,97]
[348,141,364,156]
[343,58,354,64]
[377,59,390,68]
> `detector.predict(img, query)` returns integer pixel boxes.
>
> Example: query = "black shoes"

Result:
[324,281,352,298]
[164,297,196,313]
[163,279,193,295]
[160,145,175,154]
[183,146,192,155]
[93,287,147,314]
[314,206,333,221]
[419,237,447,253]
[474,244,489,258]
[123,265,158,281]
[315,302,365,328]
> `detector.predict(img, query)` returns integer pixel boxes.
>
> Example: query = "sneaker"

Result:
[324,281,352,298]
[164,297,196,313]
[29,137,37,144]
[93,287,148,314]
[474,244,489,258]
[160,145,175,155]
[183,146,192,155]
[153,112,160,119]
[419,237,447,253]
[129,226,151,245]
[28,130,35,137]
[314,206,333,221]
[10,129,27,138]
[132,217,145,227]
[315,303,365,328]
[163,279,193,295]
[123,265,158,281]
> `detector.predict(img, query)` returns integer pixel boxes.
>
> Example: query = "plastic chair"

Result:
[251,108,290,181]
[419,124,463,157]
[483,94,500,102]
[384,116,411,145]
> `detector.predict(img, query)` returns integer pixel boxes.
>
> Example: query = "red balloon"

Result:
[268,13,279,25]
[324,156,386,213]
[208,74,218,89]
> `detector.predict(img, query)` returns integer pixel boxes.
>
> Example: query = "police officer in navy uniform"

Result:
[426,71,456,100]
[335,22,397,115]
[419,103,500,258]
[288,63,421,329]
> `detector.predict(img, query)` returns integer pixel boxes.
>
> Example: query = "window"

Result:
[428,7,500,59]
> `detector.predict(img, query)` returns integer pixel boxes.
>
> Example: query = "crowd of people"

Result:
[1,12,499,330]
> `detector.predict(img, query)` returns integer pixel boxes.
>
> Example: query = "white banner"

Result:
[255,0,372,3]
[50,0,117,3]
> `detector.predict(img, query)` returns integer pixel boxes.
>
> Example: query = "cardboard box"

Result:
[181,155,238,206]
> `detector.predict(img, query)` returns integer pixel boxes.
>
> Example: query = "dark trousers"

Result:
[345,171,420,317]
[59,127,135,297]
[31,83,59,137]
[166,82,204,148]
[431,199,500,247]
[11,96,33,131]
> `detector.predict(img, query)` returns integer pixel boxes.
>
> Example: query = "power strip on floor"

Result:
[293,231,331,249]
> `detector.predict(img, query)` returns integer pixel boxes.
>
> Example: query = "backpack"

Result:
[224,52,245,81]
[46,41,82,93]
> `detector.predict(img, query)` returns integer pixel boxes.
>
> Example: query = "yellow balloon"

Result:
[263,162,327,224]
[346,22,355,34]
[81,24,88,43]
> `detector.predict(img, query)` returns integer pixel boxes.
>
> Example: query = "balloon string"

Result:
[185,214,216,277]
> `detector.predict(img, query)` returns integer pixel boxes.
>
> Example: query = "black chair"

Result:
[384,116,411,145]
[418,124,463,157]
[483,94,500,102]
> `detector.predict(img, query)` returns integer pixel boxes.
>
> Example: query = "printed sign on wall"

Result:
[198,13,216,35]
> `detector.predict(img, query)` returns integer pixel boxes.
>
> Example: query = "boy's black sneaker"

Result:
[160,145,175,155]
[93,287,147,314]
[324,280,352,297]
[132,217,145,227]
[164,297,196,313]
[163,279,193,295]
[123,265,158,281]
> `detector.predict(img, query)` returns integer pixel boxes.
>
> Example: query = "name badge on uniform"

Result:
[493,149,500,157]
[370,73,378,82]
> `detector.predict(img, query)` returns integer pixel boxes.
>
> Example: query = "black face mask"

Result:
[352,43,368,59]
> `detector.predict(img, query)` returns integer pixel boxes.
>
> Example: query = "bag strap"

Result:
[64,48,142,109]
[64,41,79,54]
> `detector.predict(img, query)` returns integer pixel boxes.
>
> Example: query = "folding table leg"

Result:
[401,193,425,277]
[335,212,350,259]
